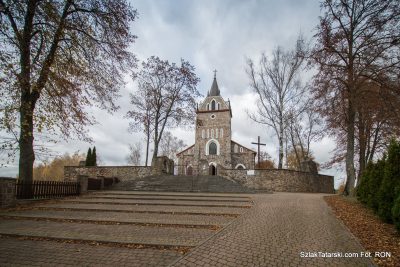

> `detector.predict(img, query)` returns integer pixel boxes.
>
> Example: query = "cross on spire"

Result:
[213,69,217,78]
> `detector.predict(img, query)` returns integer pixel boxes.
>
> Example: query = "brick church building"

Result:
[177,73,256,175]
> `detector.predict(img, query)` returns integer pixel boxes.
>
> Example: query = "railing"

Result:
[16,180,80,199]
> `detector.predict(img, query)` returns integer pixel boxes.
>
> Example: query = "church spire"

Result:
[209,69,220,96]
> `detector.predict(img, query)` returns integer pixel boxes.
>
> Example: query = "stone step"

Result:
[0,210,232,227]
[0,219,213,247]
[35,203,247,215]
[110,175,256,193]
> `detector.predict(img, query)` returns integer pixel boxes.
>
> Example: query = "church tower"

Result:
[193,72,232,175]
[176,71,256,176]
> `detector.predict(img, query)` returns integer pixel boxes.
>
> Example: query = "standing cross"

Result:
[251,136,266,168]
[213,69,217,78]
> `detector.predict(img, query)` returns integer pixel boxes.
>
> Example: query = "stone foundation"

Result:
[0,177,16,208]
[64,166,153,182]
[219,168,334,193]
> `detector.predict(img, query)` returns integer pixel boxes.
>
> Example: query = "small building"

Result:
[177,73,256,175]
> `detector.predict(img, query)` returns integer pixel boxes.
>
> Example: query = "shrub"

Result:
[367,158,386,212]
[378,140,400,223]
[357,162,373,204]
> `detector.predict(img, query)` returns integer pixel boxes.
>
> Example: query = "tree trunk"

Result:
[151,127,159,166]
[344,102,356,196]
[357,114,366,187]
[145,127,150,166]
[19,95,35,197]
[278,136,284,169]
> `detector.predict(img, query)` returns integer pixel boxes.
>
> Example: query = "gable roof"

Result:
[176,144,195,156]
[231,140,257,154]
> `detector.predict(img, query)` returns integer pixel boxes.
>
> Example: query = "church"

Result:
[177,73,256,176]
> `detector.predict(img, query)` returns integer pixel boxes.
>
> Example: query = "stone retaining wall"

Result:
[64,166,153,182]
[0,177,16,208]
[219,168,334,193]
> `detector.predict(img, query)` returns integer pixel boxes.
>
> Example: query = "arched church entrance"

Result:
[187,166,193,175]
[209,164,217,176]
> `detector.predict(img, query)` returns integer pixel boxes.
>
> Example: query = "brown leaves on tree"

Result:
[0,0,138,181]
[310,0,400,195]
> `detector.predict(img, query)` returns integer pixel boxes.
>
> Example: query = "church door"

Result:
[187,166,193,175]
[209,165,217,176]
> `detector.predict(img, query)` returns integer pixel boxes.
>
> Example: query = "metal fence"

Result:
[16,180,80,199]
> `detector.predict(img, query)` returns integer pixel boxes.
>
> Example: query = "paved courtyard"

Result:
[0,192,374,266]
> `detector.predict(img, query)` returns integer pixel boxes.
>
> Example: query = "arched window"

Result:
[234,144,238,153]
[211,100,216,110]
[201,129,205,139]
[217,103,220,110]
[220,128,223,137]
[211,129,214,138]
[235,164,246,170]
[209,142,217,155]
[215,129,219,138]
[207,104,210,110]
[240,147,244,153]
[207,129,210,138]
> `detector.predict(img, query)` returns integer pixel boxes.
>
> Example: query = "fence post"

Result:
[0,177,16,208]
[77,175,88,194]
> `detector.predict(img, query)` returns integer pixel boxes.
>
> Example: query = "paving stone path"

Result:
[172,193,374,267]
[0,192,374,266]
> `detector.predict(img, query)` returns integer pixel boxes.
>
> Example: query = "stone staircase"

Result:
[110,175,256,193]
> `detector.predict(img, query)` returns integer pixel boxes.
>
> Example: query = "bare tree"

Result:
[286,105,322,168]
[0,1,137,183]
[247,38,307,169]
[311,0,400,195]
[126,89,153,166]
[159,131,186,162]
[127,56,200,166]
[126,142,142,166]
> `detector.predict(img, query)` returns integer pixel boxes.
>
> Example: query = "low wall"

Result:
[64,166,153,182]
[219,168,334,193]
[0,177,16,208]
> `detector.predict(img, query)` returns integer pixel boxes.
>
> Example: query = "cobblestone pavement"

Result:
[35,203,247,215]
[0,192,374,266]
[63,198,251,207]
[0,209,232,226]
[0,237,180,267]
[0,219,214,246]
[172,193,374,267]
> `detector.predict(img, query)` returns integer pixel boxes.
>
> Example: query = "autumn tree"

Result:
[126,56,200,166]
[255,151,275,169]
[311,0,400,195]
[33,151,85,181]
[0,1,137,183]
[126,142,142,166]
[247,37,307,169]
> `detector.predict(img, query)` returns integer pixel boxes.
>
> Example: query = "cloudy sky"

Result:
[1,0,343,187]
